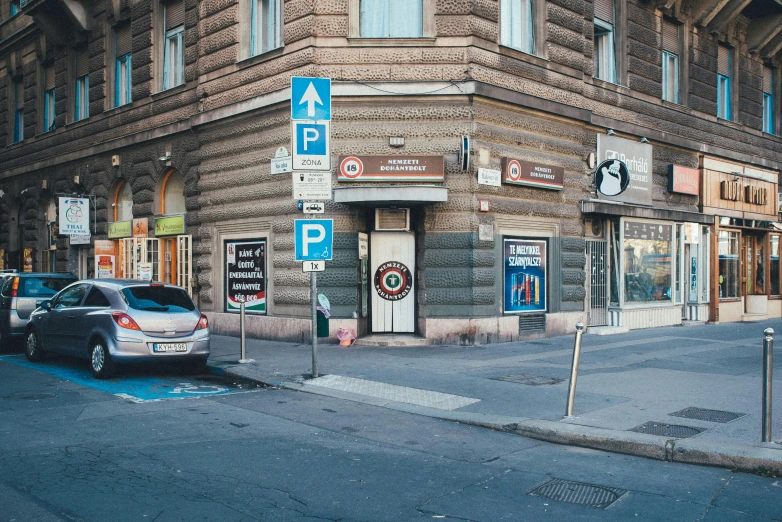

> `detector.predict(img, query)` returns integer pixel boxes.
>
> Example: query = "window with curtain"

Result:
[717,45,732,121]
[74,49,89,122]
[661,20,679,104]
[12,78,23,143]
[163,170,186,214]
[501,0,534,54]
[763,66,774,134]
[251,0,282,56]
[360,0,422,38]
[115,25,132,107]
[593,0,616,83]
[718,230,739,299]
[163,0,185,89]
[116,181,134,222]
[43,65,55,132]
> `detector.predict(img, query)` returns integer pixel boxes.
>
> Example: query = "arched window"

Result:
[114,180,133,221]
[160,169,185,215]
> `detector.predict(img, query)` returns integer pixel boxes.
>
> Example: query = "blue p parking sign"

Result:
[295,219,333,261]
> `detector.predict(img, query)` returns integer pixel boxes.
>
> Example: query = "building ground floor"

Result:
[1,84,780,344]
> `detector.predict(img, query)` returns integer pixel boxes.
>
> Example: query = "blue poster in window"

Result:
[504,239,547,313]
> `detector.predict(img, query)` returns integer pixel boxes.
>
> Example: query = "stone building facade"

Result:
[0,0,780,344]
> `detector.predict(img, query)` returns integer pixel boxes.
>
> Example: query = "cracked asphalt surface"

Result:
[1,355,781,521]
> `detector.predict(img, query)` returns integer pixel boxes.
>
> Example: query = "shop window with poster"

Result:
[718,230,740,299]
[622,220,673,303]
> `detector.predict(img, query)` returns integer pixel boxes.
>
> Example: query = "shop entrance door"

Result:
[370,231,415,333]
[586,239,608,326]
[119,238,161,280]
[744,232,766,309]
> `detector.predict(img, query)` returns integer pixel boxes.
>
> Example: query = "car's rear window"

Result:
[121,286,196,313]
[19,277,76,297]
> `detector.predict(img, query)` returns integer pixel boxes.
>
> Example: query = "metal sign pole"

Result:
[311,271,318,378]
[565,323,585,417]
[762,327,773,442]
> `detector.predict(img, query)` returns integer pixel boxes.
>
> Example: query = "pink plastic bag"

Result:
[336,328,356,346]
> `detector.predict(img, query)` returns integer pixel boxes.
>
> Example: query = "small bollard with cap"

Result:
[565,322,585,417]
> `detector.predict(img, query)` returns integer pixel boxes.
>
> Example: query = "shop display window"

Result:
[622,221,673,303]
[771,235,780,296]
[718,230,740,299]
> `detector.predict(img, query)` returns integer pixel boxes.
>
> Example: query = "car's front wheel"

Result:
[89,340,116,379]
[25,329,45,362]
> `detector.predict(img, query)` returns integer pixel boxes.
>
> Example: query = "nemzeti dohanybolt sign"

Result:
[503,238,547,314]
[596,135,653,206]
[59,197,90,236]
[225,240,266,314]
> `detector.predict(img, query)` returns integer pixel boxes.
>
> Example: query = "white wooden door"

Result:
[176,235,192,296]
[370,231,415,333]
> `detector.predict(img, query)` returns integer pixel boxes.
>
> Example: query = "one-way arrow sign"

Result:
[291,77,331,121]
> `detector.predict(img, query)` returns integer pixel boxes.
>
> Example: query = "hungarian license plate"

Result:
[153,343,187,353]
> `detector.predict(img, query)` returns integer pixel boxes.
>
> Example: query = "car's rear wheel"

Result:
[25,329,45,362]
[90,340,116,379]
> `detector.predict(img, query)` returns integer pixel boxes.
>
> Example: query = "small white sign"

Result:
[358,232,368,259]
[274,146,290,158]
[479,224,494,242]
[302,260,325,272]
[303,201,325,214]
[70,234,91,245]
[293,171,332,200]
[59,197,90,236]
[477,168,502,187]
[271,155,292,175]
[226,243,236,264]
[138,262,154,280]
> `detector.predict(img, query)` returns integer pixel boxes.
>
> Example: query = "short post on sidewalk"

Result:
[237,296,254,364]
[762,327,773,443]
[565,323,585,417]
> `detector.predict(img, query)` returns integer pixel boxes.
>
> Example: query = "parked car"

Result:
[25,279,210,379]
[0,272,78,347]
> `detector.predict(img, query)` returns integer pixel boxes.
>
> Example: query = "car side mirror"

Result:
[39,300,51,311]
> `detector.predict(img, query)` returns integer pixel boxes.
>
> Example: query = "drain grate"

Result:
[630,421,704,438]
[519,314,546,333]
[669,407,745,423]
[491,374,565,386]
[528,478,626,509]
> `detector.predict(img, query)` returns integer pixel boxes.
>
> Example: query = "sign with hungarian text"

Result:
[502,159,564,190]
[154,215,185,236]
[225,239,266,314]
[338,155,445,182]
[503,238,547,314]
[596,134,653,206]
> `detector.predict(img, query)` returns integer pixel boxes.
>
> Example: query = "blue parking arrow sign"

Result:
[295,219,333,261]
[291,77,331,121]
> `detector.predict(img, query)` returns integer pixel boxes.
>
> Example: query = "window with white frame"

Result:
[251,0,282,56]
[12,78,23,143]
[114,25,132,107]
[162,0,185,90]
[763,65,774,134]
[593,0,616,83]
[501,0,534,54]
[661,20,679,104]
[717,45,732,121]
[73,50,89,122]
[360,0,422,38]
[43,65,55,132]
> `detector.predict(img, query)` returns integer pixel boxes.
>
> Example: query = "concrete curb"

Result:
[213,363,782,476]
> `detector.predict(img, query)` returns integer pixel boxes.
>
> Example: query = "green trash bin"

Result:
[316,310,329,338]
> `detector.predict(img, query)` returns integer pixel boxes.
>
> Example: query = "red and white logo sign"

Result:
[374,262,412,301]
[340,156,364,179]
[506,160,522,182]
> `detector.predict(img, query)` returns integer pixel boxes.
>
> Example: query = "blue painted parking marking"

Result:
[0,355,261,402]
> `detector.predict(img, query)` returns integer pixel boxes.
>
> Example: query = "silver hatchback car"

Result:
[25,279,210,378]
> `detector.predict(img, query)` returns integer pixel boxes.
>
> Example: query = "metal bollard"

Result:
[240,298,247,361]
[762,327,773,443]
[565,323,585,417]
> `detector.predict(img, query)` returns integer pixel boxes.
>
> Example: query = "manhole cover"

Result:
[528,478,626,509]
[669,407,745,423]
[3,393,56,401]
[630,421,703,438]
[491,374,565,386]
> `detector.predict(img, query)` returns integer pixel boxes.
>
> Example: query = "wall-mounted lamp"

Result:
[606,129,616,136]
[41,180,47,190]
[159,152,171,162]
[586,152,596,170]
[389,137,404,147]
[111,155,121,167]
[640,137,649,143]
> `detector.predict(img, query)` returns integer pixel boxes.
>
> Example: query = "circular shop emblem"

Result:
[340,156,364,179]
[595,159,630,196]
[506,159,522,182]
[374,262,413,301]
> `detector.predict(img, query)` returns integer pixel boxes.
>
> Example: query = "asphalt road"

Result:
[1,353,781,521]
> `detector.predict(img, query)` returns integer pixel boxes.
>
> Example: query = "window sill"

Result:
[152,81,192,100]
[718,297,741,302]
[769,295,782,300]
[497,45,548,67]
[236,46,285,70]
[716,117,743,131]
[585,76,629,94]
[661,100,692,114]
[347,37,436,47]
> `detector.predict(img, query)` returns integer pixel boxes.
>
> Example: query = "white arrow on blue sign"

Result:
[291,77,331,121]
[295,219,333,261]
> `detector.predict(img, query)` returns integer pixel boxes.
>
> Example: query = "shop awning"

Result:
[580,199,714,225]
[334,185,449,206]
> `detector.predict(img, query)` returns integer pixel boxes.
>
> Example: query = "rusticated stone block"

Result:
[562,252,586,268]
[436,0,472,15]
[423,249,496,268]
[547,4,585,34]
[199,44,240,74]
[470,15,497,41]
[426,287,495,305]
[628,21,658,49]
[627,3,657,29]
[199,6,238,38]
[549,0,585,15]
[629,74,661,98]
[436,15,471,37]
[561,237,586,252]
[628,40,659,66]
[546,43,587,71]
[200,0,237,19]
[562,286,586,301]
[562,269,586,285]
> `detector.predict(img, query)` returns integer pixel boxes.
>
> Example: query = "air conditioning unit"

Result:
[375,208,410,231]
[584,218,604,239]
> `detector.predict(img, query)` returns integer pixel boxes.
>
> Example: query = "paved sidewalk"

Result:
[207,320,782,475]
